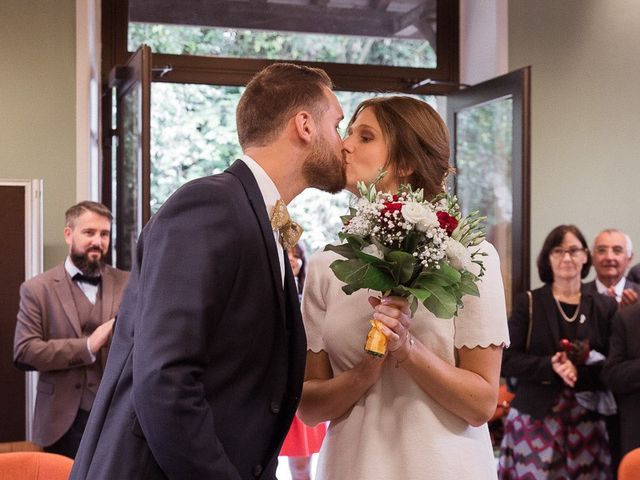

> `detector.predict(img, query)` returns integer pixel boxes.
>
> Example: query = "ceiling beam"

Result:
[129,0,431,39]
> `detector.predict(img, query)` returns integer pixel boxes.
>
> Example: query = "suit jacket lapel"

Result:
[99,268,117,369]
[52,264,83,338]
[226,160,285,315]
[540,285,561,346]
[100,268,115,321]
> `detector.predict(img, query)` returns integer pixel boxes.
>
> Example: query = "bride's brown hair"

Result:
[348,96,453,200]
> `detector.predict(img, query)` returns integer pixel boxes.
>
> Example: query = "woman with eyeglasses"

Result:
[498,225,617,479]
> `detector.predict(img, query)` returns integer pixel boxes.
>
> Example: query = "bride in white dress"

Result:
[297,96,510,480]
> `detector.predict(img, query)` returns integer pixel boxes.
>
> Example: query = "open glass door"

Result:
[447,67,531,312]
[107,45,151,270]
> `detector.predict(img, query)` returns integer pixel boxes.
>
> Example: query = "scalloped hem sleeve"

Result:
[454,241,510,350]
[301,251,332,353]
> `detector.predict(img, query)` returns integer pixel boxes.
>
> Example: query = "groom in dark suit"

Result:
[71,63,346,479]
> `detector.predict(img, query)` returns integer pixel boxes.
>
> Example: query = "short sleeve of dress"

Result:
[454,240,510,349]
[301,251,331,353]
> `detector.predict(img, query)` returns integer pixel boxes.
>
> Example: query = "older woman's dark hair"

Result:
[537,224,592,284]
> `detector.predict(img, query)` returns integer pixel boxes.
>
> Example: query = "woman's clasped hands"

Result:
[551,351,577,387]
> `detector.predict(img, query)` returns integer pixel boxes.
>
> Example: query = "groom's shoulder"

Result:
[170,171,242,201]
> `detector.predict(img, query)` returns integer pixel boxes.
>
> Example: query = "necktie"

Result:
[606,287,616,298]
[270,199,303,250]
[73,273,101,286]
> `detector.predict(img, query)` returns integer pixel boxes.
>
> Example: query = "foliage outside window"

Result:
[149,82,437,253]
[129,23,436,68]
[130,23,440,254]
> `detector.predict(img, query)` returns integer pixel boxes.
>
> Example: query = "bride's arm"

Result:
[297,350,384,426]
[372,297,502,427]
[394,339,502,426]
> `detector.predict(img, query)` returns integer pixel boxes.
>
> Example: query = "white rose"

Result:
[362,244,384,259]
[445,238,473,271]
[401,202,438,232]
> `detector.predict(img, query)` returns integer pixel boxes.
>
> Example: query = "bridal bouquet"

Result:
[325,172,486,356]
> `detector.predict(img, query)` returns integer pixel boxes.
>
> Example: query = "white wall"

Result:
[509,0,640,286]
[0,0,77,268]
[460,0,508,85]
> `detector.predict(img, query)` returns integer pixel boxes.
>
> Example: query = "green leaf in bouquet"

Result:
[354,248,386,265]
[346,235,367,251]
[422,285,458,319]
[409,295,419,316]
[437,263,463,283]
[329,258,396,293]
[402,231,419,256]
[458,271,481,296]
[324,243,358,260]
[385,251,416,284]
[415,263,461,289]
[404,286,431,303]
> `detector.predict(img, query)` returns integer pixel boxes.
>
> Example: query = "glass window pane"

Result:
[128,0,437,68]
[454,97,513,308]
[118,84,143,271]
[150,83,439,253]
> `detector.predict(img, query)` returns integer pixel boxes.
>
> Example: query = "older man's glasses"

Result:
[550,247,586,259]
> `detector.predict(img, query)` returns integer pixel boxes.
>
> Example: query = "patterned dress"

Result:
[498,299,613,479]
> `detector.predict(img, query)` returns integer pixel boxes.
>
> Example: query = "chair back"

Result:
[0,451,73,480]
[619,447,640,480]
[489,383,515,423]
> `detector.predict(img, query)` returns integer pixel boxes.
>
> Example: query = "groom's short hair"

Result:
[236,62,333,149]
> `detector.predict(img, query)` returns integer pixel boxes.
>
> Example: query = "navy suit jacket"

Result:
[602,302,640,456]
[71,160,306,479]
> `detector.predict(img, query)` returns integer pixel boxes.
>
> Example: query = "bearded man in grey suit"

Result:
[71,63,346,480]
[13,201,129,458]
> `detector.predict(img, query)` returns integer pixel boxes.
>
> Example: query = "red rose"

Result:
[559,338,572,352]
[381,201,403,216]
[436,211,458,235]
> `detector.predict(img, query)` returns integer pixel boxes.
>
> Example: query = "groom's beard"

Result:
[70,245,105,277]
[302,135,346,194]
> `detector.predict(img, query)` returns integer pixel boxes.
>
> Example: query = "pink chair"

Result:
[0,451,73,480]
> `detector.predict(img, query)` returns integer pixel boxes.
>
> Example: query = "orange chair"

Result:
[619,447,640,480]
[489,383,515,423]
[0,451,73,480]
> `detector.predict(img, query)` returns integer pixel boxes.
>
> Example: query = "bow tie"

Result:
[73,273,101,286]
[270,199,303,250]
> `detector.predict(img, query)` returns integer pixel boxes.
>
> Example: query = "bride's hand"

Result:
[369,296,412,352]
[352,351,386,384]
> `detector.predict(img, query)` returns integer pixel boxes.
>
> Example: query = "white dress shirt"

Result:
[595,277,625,302]
[65,256,99,304]
[239,155,285,287]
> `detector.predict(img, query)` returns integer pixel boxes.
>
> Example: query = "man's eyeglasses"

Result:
[550,247,586,259]
[594,246,626,255]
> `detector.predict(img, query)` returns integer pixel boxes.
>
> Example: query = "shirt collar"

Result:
[595,277,625,299]
[65,256,83,278]
[239,154,282,218]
